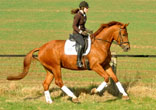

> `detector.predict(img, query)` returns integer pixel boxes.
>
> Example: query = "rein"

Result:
[91,27,130,46]
[94,38,112,43]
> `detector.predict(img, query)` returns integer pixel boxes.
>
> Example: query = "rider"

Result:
[71,1,93,68]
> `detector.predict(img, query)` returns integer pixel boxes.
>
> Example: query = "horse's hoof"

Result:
[91,88,98,94]
[46,101,53,104]
[122,95,130,100]
[72,98,80,103]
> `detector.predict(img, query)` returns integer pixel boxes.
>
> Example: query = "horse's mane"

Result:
[92,21,123,37]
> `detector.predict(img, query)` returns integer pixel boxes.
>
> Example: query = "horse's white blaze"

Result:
[44,90,53,104]
[116,82,128,96]
[61,85,77,98]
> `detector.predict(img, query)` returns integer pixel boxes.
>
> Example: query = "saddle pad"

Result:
[64,36,91,55]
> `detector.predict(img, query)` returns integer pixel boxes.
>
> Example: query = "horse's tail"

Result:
[7,48,40,80]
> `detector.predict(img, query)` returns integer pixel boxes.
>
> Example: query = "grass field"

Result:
[0,0,156,110]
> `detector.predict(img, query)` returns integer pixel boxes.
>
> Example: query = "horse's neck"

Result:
[94,27,115,49]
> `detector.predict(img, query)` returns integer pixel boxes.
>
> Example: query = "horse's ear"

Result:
[121,23,129,29]
[125,23,129,27]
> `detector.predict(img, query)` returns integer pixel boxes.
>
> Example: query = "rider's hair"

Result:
[71,8,79,14]
[71,7,84,14]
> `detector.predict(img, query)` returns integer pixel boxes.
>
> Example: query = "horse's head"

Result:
[113,23,130,52]
[91,21,130,52]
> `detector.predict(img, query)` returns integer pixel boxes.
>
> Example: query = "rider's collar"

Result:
[79,10,86,17]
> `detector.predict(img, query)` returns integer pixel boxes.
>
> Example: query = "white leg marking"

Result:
[61,86,77,99]
[44,90,53,104]
[96,81,107,92]
[116,82,128,96]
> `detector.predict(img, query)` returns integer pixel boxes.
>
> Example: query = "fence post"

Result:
[109,52,119,96]
[111,52,117,75]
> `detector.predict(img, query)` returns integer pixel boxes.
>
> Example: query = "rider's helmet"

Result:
[79,1,89,8]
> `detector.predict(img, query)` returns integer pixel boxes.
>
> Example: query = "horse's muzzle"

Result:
[121,45,130,52]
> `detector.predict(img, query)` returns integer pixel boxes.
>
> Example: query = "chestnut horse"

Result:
[7,21,130,103]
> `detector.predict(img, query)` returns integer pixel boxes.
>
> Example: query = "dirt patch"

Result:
[128,85,156,99]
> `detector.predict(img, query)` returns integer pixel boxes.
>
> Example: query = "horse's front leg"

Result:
[105,65,129,100]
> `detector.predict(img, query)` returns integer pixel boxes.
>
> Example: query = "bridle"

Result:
[93,27,130,46]
[117,28,130,46]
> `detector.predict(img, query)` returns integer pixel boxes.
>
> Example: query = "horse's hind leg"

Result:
[53,66,79,103]
[43,68,54,104]
[91,64,110,94]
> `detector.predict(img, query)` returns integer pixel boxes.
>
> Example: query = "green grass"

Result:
[1,95,156,110]
[0,0,156,110]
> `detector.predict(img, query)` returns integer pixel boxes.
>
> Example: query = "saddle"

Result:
[69,34,88,54]
[64,34,91,56]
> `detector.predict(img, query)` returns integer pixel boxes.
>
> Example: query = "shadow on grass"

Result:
[52,82,125,101]
[23,88,61,101]
[24,96,42,101]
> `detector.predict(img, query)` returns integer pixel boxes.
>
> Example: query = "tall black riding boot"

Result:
[77,45,83,68]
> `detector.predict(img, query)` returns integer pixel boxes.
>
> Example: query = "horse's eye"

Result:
[123,33,128,36]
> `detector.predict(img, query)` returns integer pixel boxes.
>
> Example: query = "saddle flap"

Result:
[64,36,91,56]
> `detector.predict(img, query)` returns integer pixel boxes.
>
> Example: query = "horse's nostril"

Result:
[123,46,130,52]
